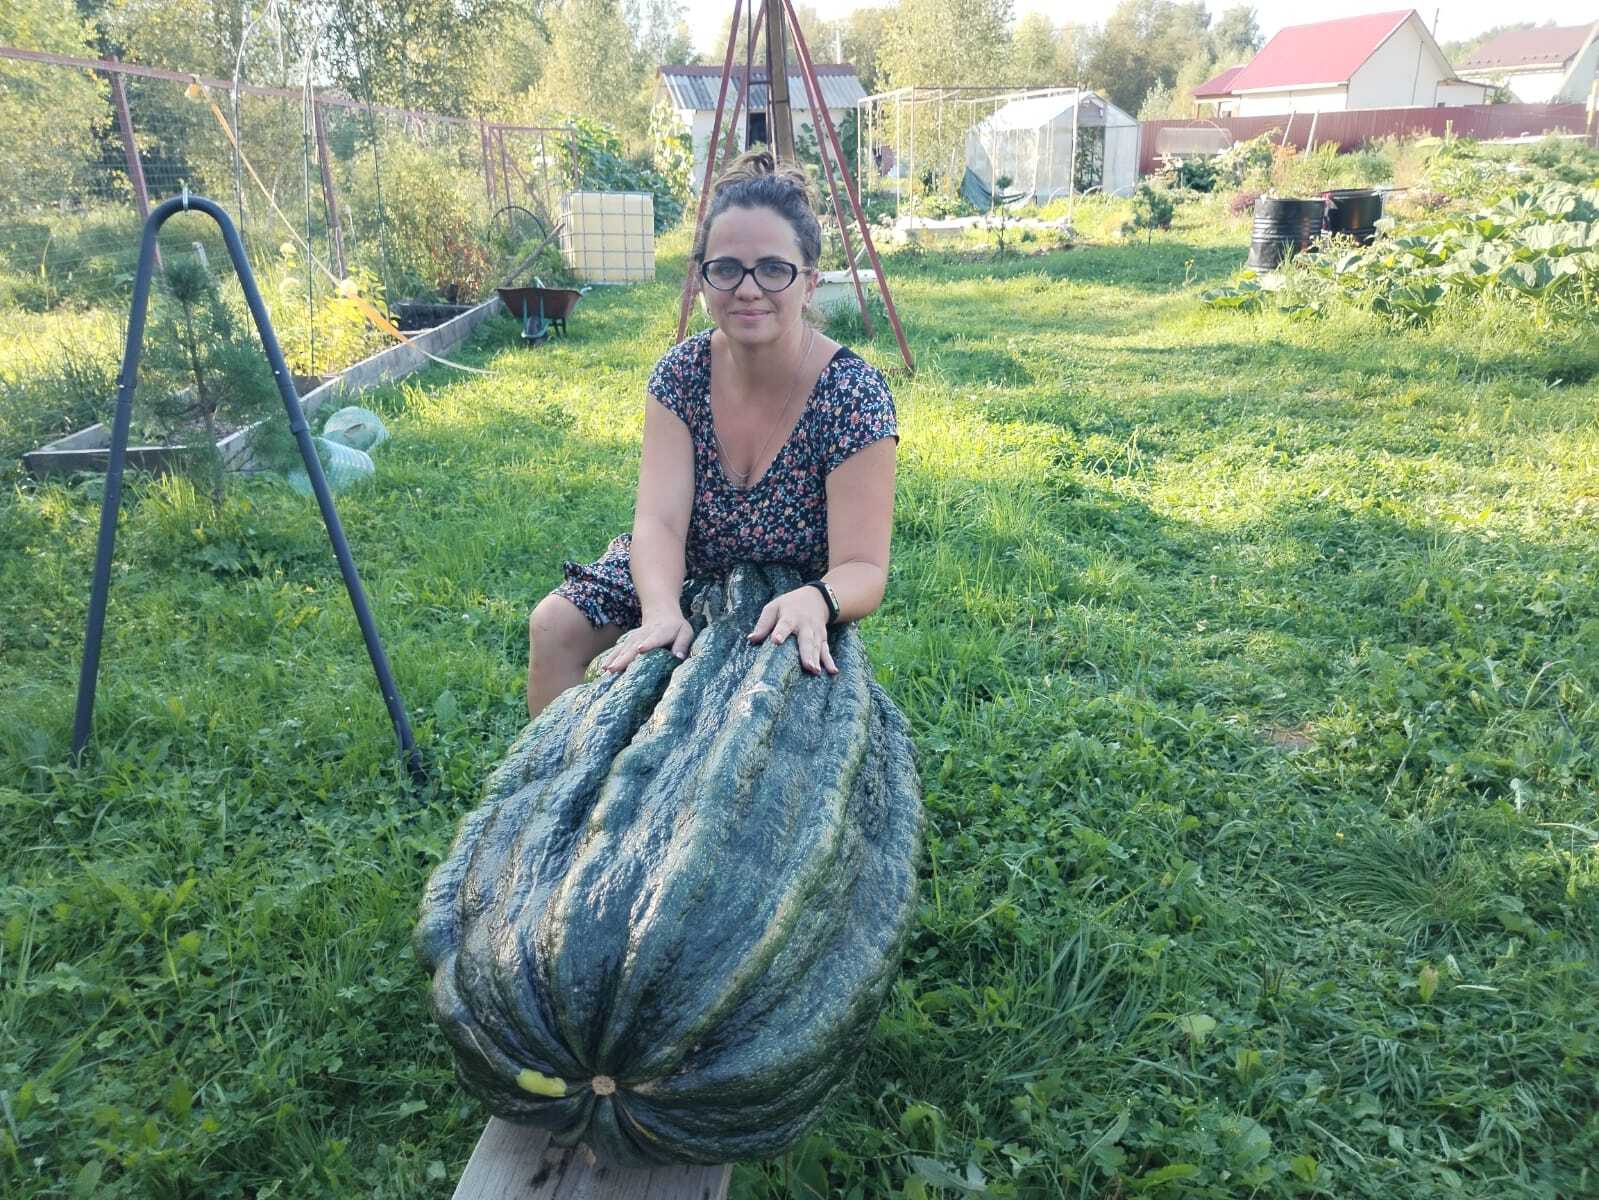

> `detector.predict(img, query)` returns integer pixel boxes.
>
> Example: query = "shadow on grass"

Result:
[885,239,1244,294]
[891,442,1598,749]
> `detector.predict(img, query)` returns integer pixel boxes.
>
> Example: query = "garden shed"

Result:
[964,89,1139,202]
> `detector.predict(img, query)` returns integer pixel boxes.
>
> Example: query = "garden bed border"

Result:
[22,297,501,479]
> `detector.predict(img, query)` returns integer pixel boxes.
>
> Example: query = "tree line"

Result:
[9,0,1522,162]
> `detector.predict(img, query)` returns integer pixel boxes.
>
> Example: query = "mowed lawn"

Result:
[2,207,1596,1199]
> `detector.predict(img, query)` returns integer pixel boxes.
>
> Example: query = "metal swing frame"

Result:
[71,194,425,784]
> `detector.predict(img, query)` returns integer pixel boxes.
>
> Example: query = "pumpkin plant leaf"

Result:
[1176,1013,1217,1047]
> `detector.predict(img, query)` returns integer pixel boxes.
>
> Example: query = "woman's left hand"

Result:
[748,587,838,675]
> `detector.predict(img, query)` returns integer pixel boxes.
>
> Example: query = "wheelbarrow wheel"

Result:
[491,205,548,250]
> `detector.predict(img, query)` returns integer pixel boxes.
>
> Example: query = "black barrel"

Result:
[1246,197,1325,269]
[1324,188,1383,244]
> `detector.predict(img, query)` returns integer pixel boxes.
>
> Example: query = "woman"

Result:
[526,150,899,720]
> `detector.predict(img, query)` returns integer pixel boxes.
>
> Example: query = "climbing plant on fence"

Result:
[557,115,688,232]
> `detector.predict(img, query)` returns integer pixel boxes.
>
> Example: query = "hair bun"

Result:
[713,148,814,208]
[691,148,824,269]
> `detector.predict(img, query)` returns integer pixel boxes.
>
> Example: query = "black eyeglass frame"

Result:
[698,257,809,293]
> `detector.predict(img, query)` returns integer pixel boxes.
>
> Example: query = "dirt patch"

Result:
[1264,725,1316,753]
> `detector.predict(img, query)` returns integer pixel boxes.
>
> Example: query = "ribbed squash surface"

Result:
[414,564,923,1166]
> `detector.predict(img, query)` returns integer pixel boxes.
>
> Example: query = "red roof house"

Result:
[1456,23,1599,103]
[1200,9,1491,115]
[1193,65,1246,99]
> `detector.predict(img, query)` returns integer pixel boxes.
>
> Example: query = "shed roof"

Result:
[1192,65,1245,98]
[657,64,865,111]
[1458,24,1596,71]
[1228,10,1415,91]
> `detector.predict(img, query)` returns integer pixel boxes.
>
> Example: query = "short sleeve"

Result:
[816,355,898,475]
[645,332,708,425]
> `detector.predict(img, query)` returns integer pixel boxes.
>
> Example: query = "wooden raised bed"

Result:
[22,297,500,480]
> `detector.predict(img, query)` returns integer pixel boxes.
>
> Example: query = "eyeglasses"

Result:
[700,257,804,292]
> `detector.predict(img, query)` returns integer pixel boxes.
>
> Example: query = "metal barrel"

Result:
[1246,197,1326,269]
[1324,188,1384,245]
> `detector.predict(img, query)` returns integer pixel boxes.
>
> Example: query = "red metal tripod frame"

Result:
[675,0,746,346]
[718,0,768,185]
[780,0,914,372]
[781,14,873,336]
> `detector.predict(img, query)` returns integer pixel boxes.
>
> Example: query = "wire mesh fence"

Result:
[0,45,576,383]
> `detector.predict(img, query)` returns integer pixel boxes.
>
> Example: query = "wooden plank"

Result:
[452,1119,731,1200]
[763,0,795,162]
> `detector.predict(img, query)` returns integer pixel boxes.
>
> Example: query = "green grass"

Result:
[2,200,1596,1199]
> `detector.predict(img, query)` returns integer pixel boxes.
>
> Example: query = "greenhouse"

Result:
[964,88,1140,202]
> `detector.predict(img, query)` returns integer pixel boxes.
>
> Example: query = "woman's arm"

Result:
[822,436,897,621]
[747,435,897,675]
[629,396,695,619]
[601,397,696,673]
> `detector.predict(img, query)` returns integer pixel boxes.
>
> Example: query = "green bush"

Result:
[1126,184,1175,239]
[1215,131,1278,189]
[556,116,687,233]
[1157,155,1218,193]
[1521,135,1599,185]
[914,191,977,220]
[0,334,116,470]
[344,139,494,300]
[0,207,233,312]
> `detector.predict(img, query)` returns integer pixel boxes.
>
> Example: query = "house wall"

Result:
[1456,67,1562,103]
[1237,87,1347,116]
[1508,70,1566,104]
[1436,80,1493,105]
[1555,35,1599,102]
[683,108,839,178]
[1348,17,1451,107]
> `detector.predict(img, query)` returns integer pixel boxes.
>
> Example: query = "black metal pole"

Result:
[72,194,426,785]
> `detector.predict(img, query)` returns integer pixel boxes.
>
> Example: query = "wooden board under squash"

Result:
[451,1119,732,1200]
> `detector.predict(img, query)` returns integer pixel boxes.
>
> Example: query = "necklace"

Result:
[714,326,818,490]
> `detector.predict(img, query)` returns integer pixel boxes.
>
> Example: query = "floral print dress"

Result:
[554,329,898,630]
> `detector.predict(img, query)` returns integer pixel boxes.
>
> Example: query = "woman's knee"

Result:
[530,594,580,653]
[529,593,617,668]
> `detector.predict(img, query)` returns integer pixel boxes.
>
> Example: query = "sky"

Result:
[685,0,1599,59]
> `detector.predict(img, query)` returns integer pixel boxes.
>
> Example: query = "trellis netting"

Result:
[964,90,1140,202]
[0,44,572,380]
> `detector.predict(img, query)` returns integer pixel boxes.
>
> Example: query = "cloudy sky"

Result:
[687,1,1599,58]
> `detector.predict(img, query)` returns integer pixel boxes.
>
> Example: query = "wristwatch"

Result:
[804,578,841,625]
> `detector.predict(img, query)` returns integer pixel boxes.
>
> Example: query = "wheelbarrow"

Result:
[493,220,585,345]
[495,284,585,343]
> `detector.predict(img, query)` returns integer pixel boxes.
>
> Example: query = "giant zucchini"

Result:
[414,563,923,1166]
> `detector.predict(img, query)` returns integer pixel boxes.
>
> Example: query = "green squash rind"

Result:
[415,563,923,1165]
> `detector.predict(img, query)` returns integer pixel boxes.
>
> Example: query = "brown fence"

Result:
[1138,103,1596,177]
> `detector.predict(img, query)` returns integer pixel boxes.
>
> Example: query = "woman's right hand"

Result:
[602,612,695,674]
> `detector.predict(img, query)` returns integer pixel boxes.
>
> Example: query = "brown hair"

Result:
[690,149,823,268]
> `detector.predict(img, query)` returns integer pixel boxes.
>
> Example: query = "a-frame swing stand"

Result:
[674,0,915,375]
[70,194,425,785]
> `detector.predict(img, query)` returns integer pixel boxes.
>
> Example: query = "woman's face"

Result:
[699,204,817,350]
